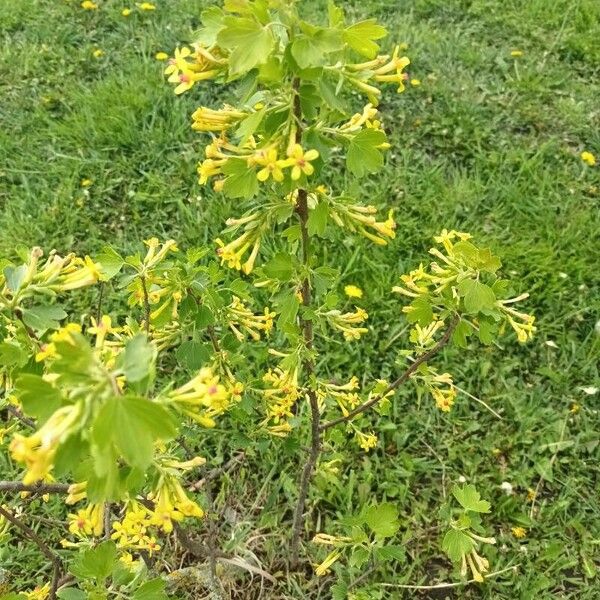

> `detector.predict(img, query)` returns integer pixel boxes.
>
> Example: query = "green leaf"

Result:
[117,334,156,384]
[93,396,176,470]
[3,264,27,293]
[16,374,62,422]
[457,279,497,315]
[319,76,348,113]
[452,484,491,513]
[441,529,475,563]
[343,20,387,58]
[375,544,405,562]
[132,578,168,600]
[263,252,295,281]
[364,502,400,538]
[404,296,433,326]
[349,546,369,568]
[57,588,86,600]
[0,341,28,368]
[452,319,472,348]
[328,1,345,27]
[291,28,343,68]
[176,340,211,370]
[222,158,259,199]
[70,540,117,581]
[21,305,67,331]
[307,201,329,236]
[346,129,387,177]
[96,246,124,280]
[197,7,226,46]
[217,17,274,76]
[235,107,266,145]
[195,304,216,328]
[331,581,348,600]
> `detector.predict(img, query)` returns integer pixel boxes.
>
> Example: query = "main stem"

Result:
[290,78,321,568]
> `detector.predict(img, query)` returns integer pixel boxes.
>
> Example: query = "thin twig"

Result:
[140,275,151,335]
[320,316,459,431]
[4,405,36,429]
[95,281,105,324]
[0,481,69,494]
[188,452,246,492]
[377,563,520,589]
[0,504,63,599]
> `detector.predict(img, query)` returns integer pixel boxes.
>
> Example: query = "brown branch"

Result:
[319,315,459,431]
[0,504,63,599]
[0,481,70,494]
[290,76,321,568]
[188,452,246,492]
[4,405,36,429]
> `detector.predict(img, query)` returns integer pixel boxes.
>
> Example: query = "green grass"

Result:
[1,0,600,598]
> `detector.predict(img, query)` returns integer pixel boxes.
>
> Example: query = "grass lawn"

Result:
[1,0,599,597]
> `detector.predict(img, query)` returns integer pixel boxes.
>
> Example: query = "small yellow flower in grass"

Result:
[344,284,363,299]
[122,8,132,16]
[80,178,92,187]
[569,402,580,414]
[137,2,156,10]
[526,488,535,502]
[410,78,421,86]
[92,49,104,58]
[511,526,527,539]
[510,50,523,57]
[81,0,98,9]
[155,51,168,61]
[581,151,596,166]
[285,144,319,180]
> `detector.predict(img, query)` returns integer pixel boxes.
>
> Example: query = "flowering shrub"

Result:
[0,0,535,597]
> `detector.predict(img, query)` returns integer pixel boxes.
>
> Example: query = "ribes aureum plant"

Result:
[0,0,536,597]
[162,0,535,577]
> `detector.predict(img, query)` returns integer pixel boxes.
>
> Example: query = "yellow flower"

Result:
[92,49,104,58]
[81,0,98,9]
[155,51,168,61]
[23,583,50,600]
[569,402,580,414]
[510,50,523,57]
[410,78,421,86]
[68,503,105,537]
[122,8,132,16]
[511,526,526,539]
[137,2,156,9]
[285,144,319,180]
[255,148,287,182]
[80,178,92,187]
[355,430,377,451]
[314,549,341,576]
[581,151,596,166]
[344,285,363,299]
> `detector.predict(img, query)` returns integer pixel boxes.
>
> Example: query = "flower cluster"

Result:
[166,367,233,427]
[164,45,228,95]
[226,296,275,341]
[318,377,360,416]
[261,365,301,436]
[323,306,369,341]
[328,200,397,246]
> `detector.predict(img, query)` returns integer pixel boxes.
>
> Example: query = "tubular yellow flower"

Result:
[355,429,377,451]
[68,503,105,538]
[325,307,369,341]
[10,403,82,484]
[285,144,319,180]
[227,296,275,341]
[191,106,246,132]
[314,549,342,576]
[261,366,300,429]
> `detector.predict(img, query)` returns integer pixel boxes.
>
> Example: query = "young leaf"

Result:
[21,305,67,331]
[222,158,259,199]
[346,129,387,177]
[452,484,491,513]
[307,201,329,236]
[457,279,497,315]
[263,252,295,281]
[117,334,156,384]
[217,17,274,76]
[291,28,343,69]
[441,529,475,563]
[364,502,400,538]
[343,20,387,58]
